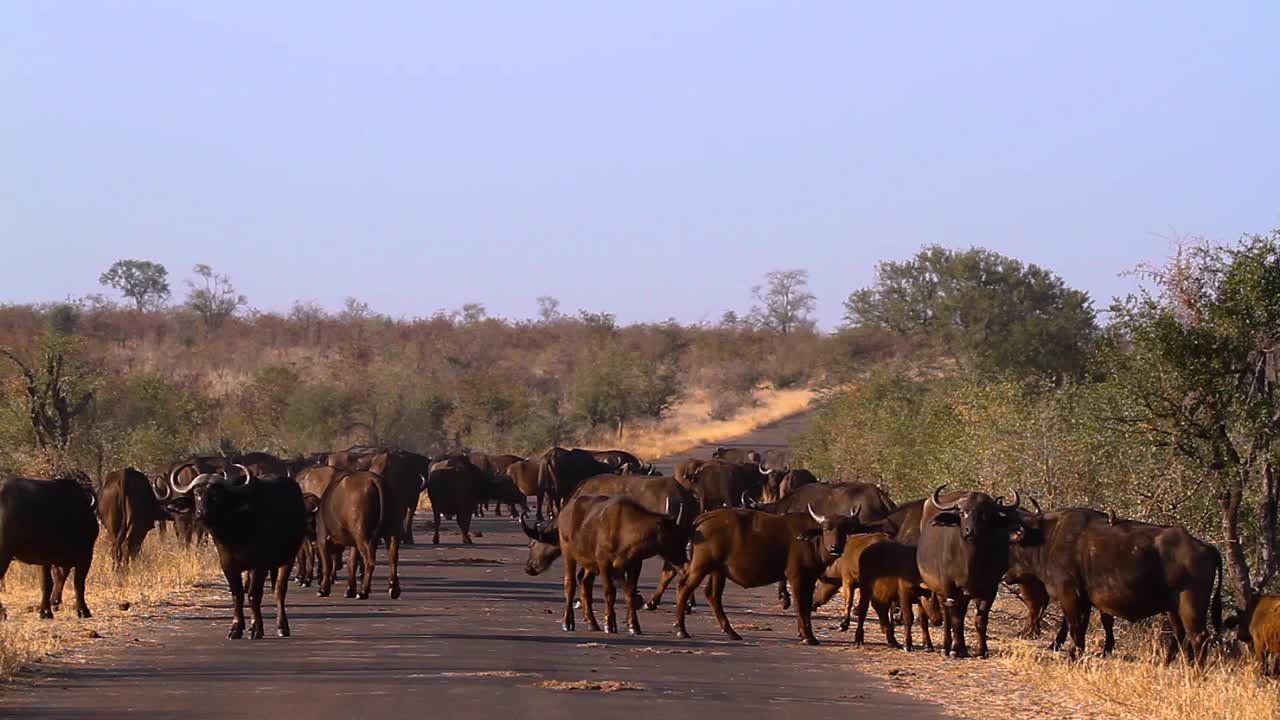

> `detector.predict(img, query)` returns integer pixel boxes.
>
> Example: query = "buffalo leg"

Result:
[916,597,934,652]
[224,566,246,639]
[875,599,900,648]
[974,596,994,658]
[458,509,474,545]
[38,565,55,619]
[948,597,970,658]
[580,571,601,631]
[601,572,618,634]
[317,543,338,597]
[777,580,792,610]
[899,588,915,650]
[431,507,442,545]
[345,550,362,599]
[561,558,578,631]
[624,563,642,635]
[386,536,401,599]
[705,570,742,641]
[793,576,818,645]
[0,549,12,620]
[50,566,69,609]
[1100,612,1116,656]
[673,565,707,639]
[1050,614,1070,651]
[274,564,292,637]
[1059,593,1091,659]
[853,582,872,645]
[73,557,92,619]
[646,562,678,610]
[356,536,376,600]
[247,568,267,640]
[839,579,856,632]
[1016,580,1049,638]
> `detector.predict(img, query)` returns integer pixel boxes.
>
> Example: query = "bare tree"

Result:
[749,269,817,335]
[536,296,562,323]
[185,264,247,329]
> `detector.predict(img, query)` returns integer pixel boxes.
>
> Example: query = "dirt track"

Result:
[0,413,943,719]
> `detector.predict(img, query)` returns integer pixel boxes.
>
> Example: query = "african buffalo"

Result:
[853,539,940,651]
[1007,507,1222,662]
[368,449,432,545]
[427,455,481,545]
[522,494,687,635]
[812,531,890,631]
[683,459,762,512]
[161,463,305,639]
[506,459,546,519]
[1234,593,1280,675]
[760,467,818,504]
[537,447,617,516]
[711,447,761,465]
[674,505,870,645]
[0,477,98,621]
[97,467,166,568]
[316,470,400,600]
[916,486,1025,658]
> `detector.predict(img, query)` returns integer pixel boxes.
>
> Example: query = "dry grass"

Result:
[820,594,1278,720]
[531,679,644,692]
[0,531,221,680]
[623,386,816,460]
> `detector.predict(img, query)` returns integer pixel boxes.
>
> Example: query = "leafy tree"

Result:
[185,264,247,329]
[572,342,682,439]
[1103,232,1280,607]
[457,303,487,324]
[749,269,817,336]
[0,330,99,460]
[844,246,1096,380]
[340,297,372,321]
[536,296,562,323]
[99,259,170,311]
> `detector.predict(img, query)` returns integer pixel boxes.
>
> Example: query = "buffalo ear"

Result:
[930,512,960,527]
[795,528,823,541]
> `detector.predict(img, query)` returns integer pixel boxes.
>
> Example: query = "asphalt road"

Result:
[1,413,943,720]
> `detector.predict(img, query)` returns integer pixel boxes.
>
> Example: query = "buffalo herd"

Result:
[0,441,1276,677]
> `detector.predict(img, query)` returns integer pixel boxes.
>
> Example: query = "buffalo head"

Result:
[521,512,560,575]
[161,462,256,525]
[797,503,866,561]
[926,485,1023,544]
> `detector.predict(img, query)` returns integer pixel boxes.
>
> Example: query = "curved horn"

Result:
[808,503,827,524]
[759,464,771,475]
[170,465,209,494]
[847,504,861,518]
[153,475,172,501]
[520,512,542,541]
[675,500,684,527]
[997,489,1021,512]
[1106,509,1116,525]
[232,463,253,486]
[665,497,673,517]
[419,473,428,491]
[86,490,96,509]
[1029,496,1044,517]
[927,485,960,513]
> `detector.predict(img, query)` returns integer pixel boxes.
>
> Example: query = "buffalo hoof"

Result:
[801,637,819,646]
[38,608,53,620]
[562,622,575,632]
[389,586,401,600]
[629,627,642,636]
[888,641,903,651]
[317,589,330,598]
[725,630,743,641]
[573,599,582,610]
[228,626,244,639]
[643,600,659,611]
[949,648,970,659]
[344,588,357,599]
[838,621,850,632]
[588,622,602,632]
[249,625,264,640]
[675,629,690,639]
[76,607,92,619]
[780,597,791,610]
[357,591,370,600]
[277,627,290,638]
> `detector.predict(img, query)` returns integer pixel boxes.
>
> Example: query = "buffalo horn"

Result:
[927,485,960,513]
[520,512,541,541]
[997,489,1021,512]
[759,464,771,475]
[233,463,254,485]
[1029,496,1044,517]
[170,466,211,494]
[808,503,827,524]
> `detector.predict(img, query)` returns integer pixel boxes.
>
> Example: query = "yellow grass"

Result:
[0,532,221,680]
[622,386,816,460]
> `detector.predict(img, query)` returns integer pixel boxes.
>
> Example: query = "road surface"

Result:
[1,413,943,720]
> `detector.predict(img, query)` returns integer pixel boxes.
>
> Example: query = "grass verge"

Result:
[622,386,815,460]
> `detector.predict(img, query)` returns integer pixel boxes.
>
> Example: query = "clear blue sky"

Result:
[3,3,1278,328]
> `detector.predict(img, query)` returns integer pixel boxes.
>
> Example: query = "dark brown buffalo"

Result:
[1234,594,1280,675]
[852,539,939,651]
[235,451,289,478]
[295,493,323,587]
[522,494,687,635]
[673,458,708,489]
[315,470,400,600]
[674,505,870,645]
[0,477,98,621]
[760,467,818,503]
[589,449,647,472]
[537,447,618,516]
[1007,507,1222,662]
[711,447,761,465]
[812,531,890,631]
[683,459,763,512]
[867,498,925,542]
[368,449,432,544]
[759,448,792,472]
[466,452,528,517]
[159,458,222,546]
[916,486,1025,658]
[160,463,305,639]
[427,456,481,545]
[506,459,547,519]
[571,474,699,610]
[97,467,165,568]
[748,481,897,609]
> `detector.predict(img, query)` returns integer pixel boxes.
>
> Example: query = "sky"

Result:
[2,3,1278,329]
